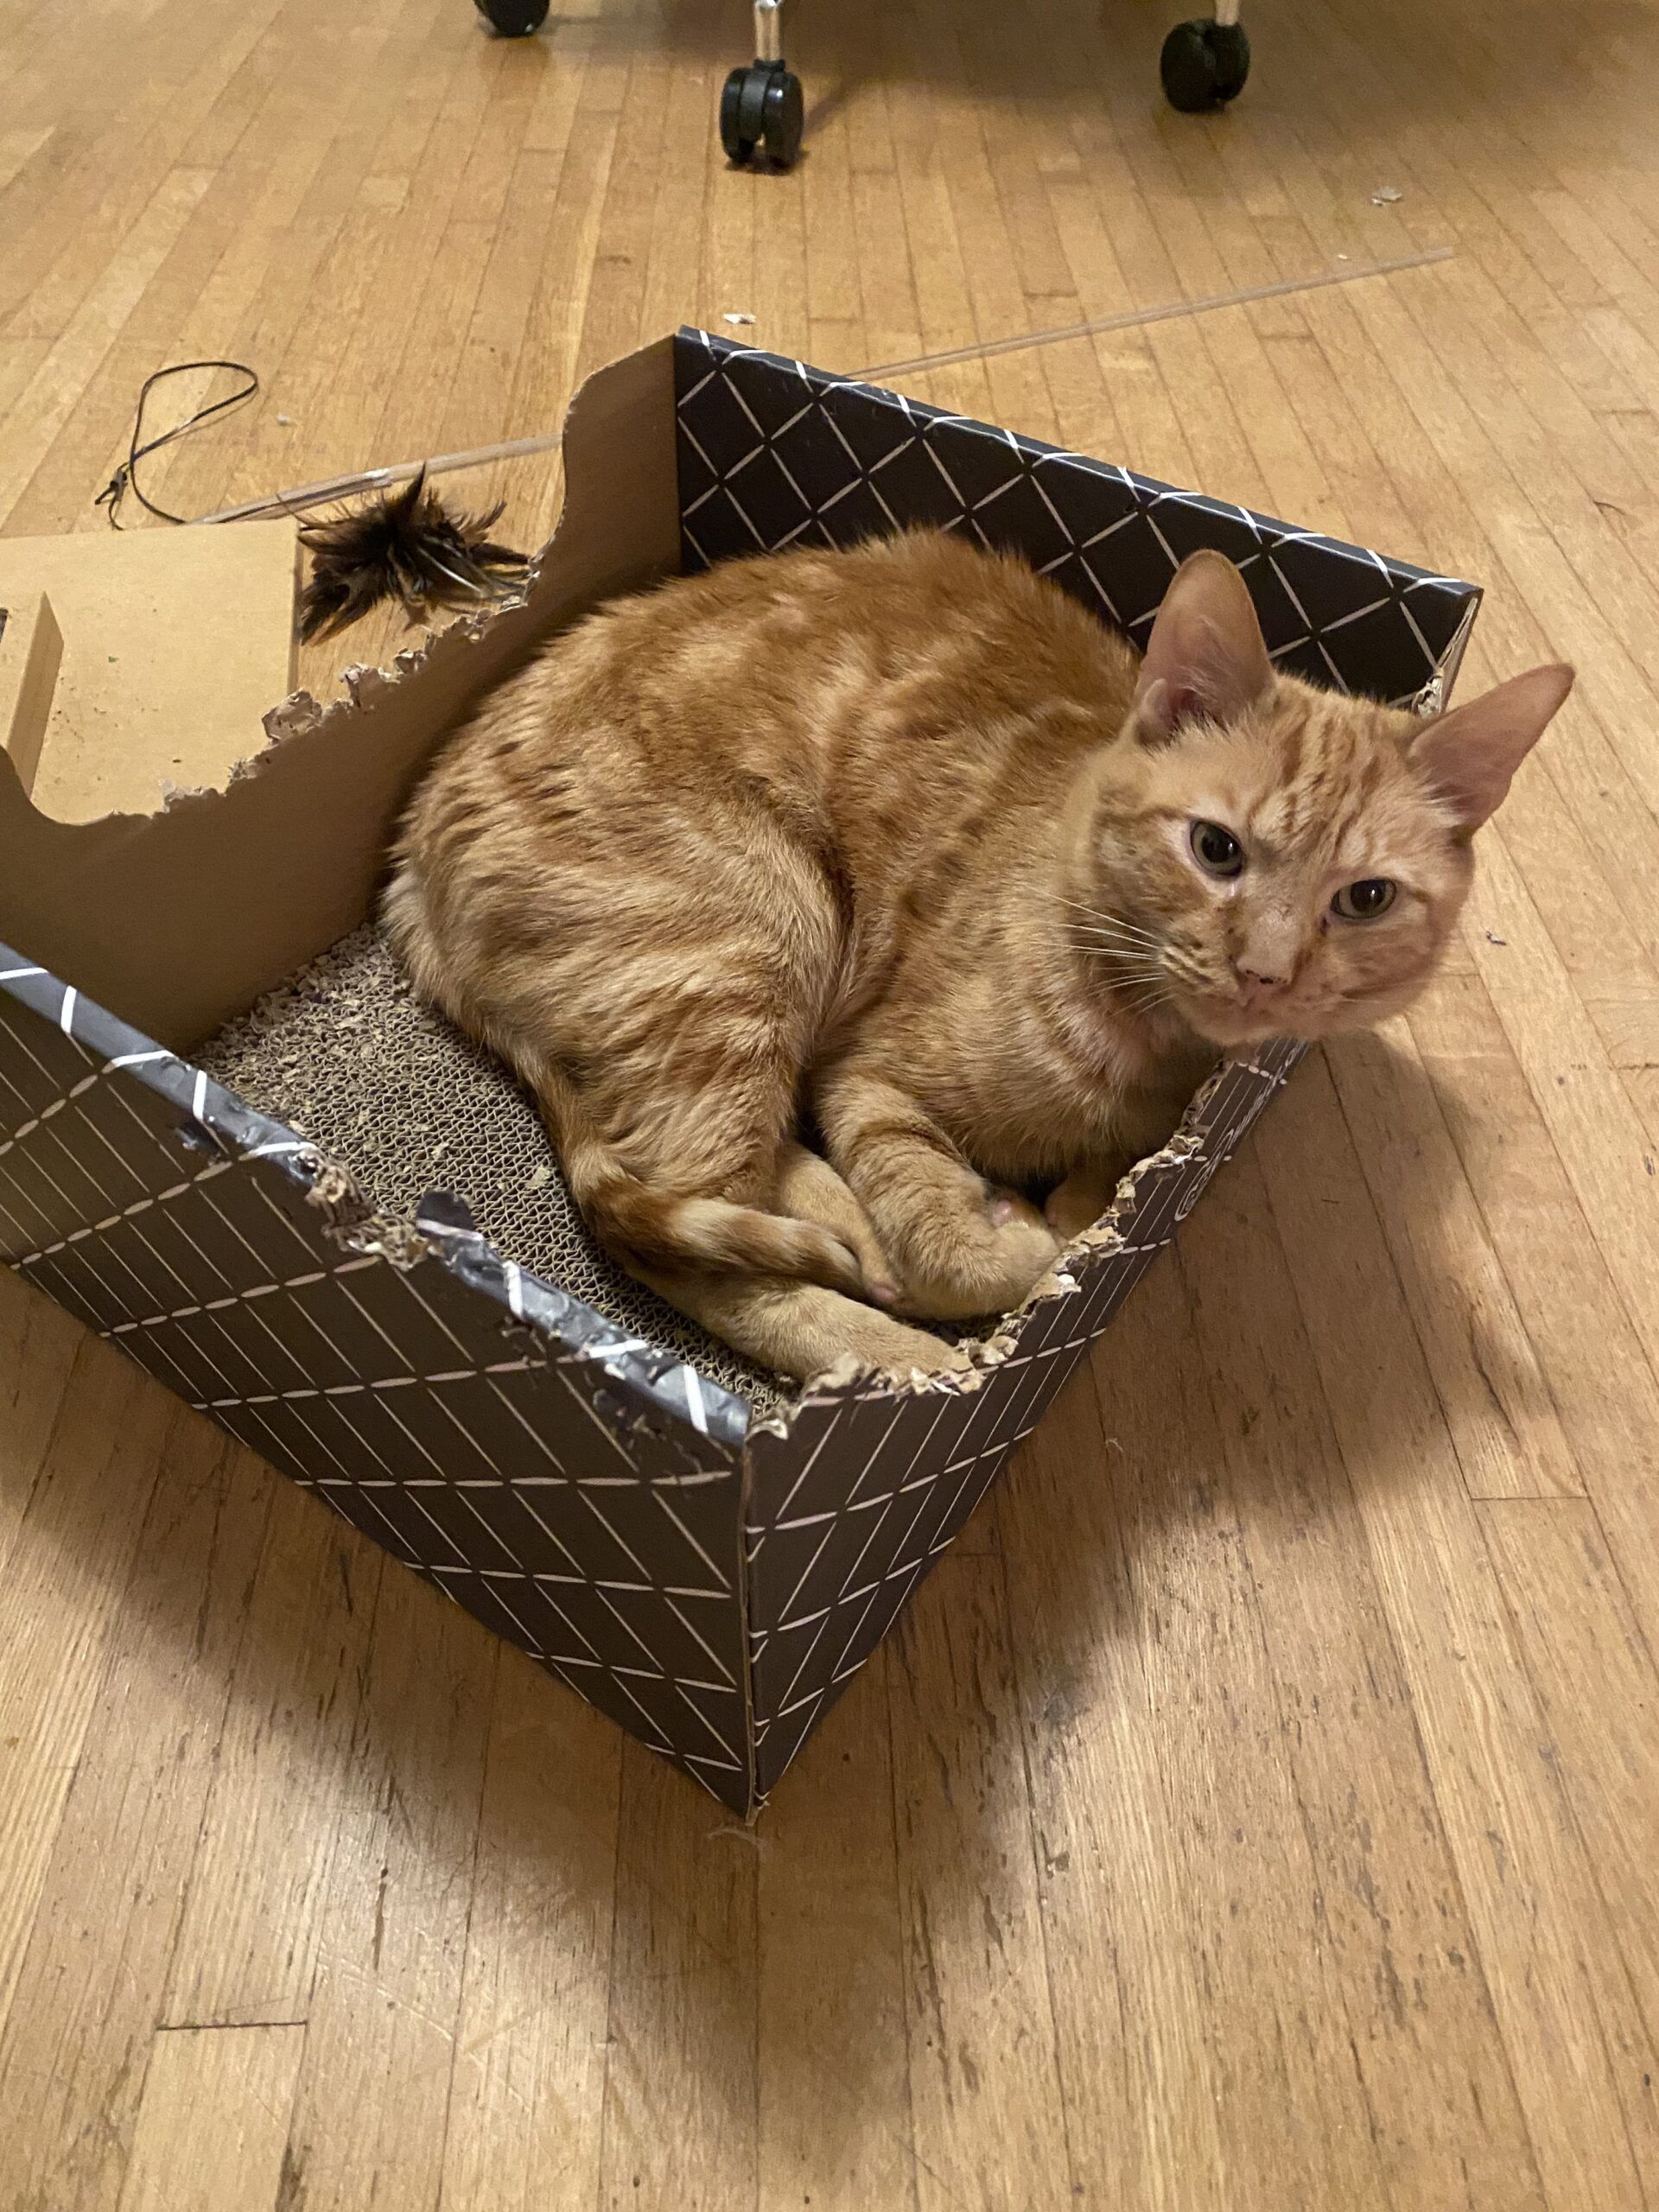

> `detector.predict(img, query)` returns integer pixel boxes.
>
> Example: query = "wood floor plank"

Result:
[0,1339,176,2033]
[639,38,717,354]
[277,1567,495,2212]
[0,125,53,199]
[1173,1164,1549,2205]
[1258,1047,1652,2210]
[1010,1180,1541,2208]
[161,1484,383,2030]
[1461,831,1659,1384]
[0,0,284,336]
[116,2024,306,2212]
[0,1263,81,1577]
[1404,966,1659,1700]
[997,1325,1269,2212]
[1323,1012,1582,1500]
[437,1647,620,2212]
[887,1554,1072,2212]
[1480,1494,1659,2194]
[597,1739,759,2212]
[756,1653,919,2212]
[0,165,214,528]
[0,1409,271,2212]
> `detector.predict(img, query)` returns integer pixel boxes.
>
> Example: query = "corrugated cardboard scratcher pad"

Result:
[195,924,798,1416]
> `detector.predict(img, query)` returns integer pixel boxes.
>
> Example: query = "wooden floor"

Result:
[4,0,1659,2203]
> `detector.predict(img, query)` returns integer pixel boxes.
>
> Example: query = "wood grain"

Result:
[597,1738,759,2212]
[887,1554,1071,2212]
[161,1480,383,2030]
[115,2024,305,2212]
[0,1410,271,2212]
[4,0,1659,2201]
[437,1646,620,2212]
[756,1654,920,2212]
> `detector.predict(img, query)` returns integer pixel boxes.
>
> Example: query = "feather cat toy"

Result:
[296,469,529,642]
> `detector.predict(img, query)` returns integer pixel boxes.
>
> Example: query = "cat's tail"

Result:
[531,1062,868,1298]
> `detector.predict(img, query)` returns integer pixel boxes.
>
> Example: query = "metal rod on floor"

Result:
[194,247,1453,526]
[194,431,569,527]
[855,245,1454,382]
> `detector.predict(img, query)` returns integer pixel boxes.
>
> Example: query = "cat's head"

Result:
[1076,550,1572,1047]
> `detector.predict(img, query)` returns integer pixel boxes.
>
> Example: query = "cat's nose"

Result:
[1234,960,1289,996]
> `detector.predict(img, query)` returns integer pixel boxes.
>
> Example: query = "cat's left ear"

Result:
[1409,663,1574,830]
[1134,550,1274,744]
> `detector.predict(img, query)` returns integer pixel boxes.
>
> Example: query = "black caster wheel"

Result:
[474,0,549,34]
[720,60,804,168]
[1160,18,1250,111]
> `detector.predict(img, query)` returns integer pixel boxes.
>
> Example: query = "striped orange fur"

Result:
[387,531,1570,1382]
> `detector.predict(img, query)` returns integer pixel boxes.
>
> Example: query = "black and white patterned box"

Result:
[0,333,1481,1813]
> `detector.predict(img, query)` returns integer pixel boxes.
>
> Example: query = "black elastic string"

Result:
[95,359,259,528]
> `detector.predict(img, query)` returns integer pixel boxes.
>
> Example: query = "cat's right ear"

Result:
[1133,550,1274,744]
[1408,662,1573,830]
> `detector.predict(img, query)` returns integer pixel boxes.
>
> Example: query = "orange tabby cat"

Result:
[386,531,1570,1382]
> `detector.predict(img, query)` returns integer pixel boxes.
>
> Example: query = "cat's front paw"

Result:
[900,1192,1062,1321]
[815,1324,976,1387]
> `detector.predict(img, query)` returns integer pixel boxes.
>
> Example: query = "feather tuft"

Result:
[296,469,530,642]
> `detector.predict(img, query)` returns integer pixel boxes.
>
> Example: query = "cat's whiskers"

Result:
[1076,947,1165,970]
[1065,923,1163,953]
[1051,895,1163,946]
[1066,925,1167,963]
[1083,958,1166,979]
[1067,920,1158,945]
[1059,907,1188,1025]
[1087,964,1172,1002]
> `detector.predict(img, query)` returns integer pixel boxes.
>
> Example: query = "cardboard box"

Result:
[0,518,299,822]
[0,331,1481,1813]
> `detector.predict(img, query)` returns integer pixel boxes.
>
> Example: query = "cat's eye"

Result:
[1332,878,1397,920]
[1190,820,1245,878]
